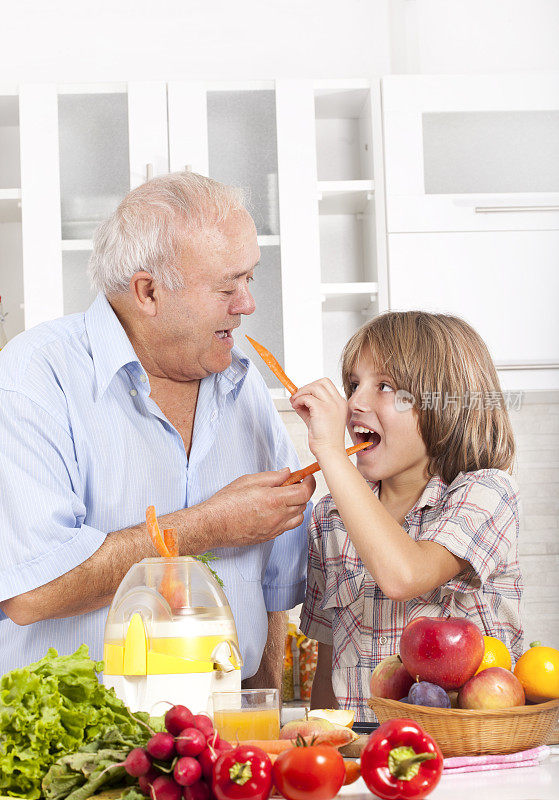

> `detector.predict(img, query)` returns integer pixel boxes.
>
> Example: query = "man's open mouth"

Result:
[215,329,233,340]
[353,425,382,451]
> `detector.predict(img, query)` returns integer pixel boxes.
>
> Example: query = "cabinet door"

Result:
[19,83,168,327]
[388,231,559,389]
[205,85,286,391]
[383,74,559,233]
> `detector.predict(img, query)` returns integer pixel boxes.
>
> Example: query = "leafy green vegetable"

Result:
[197,551,224,587]
[0,645,151,800]
[42,727,144,800]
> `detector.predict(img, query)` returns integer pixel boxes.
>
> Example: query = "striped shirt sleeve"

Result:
[0,389,107,604]
[416,472,519,589]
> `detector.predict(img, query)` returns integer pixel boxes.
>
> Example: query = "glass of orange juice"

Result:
[212,689,280,741]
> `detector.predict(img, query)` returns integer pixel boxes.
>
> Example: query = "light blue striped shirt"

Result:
[0,292,310,677]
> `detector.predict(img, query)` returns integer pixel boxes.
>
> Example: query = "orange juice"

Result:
[214,708,280,741]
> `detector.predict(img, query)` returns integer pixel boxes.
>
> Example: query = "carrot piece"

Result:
[246,336,298,396]
[163,528,179,557]
[146,506,171,557]
[343,760,361,785]
[239,728,354,751]
[282,442,371,486]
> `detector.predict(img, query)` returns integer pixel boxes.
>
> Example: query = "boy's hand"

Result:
[290,379,348,459]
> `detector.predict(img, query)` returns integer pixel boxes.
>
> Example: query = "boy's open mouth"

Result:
[353,425,382,451]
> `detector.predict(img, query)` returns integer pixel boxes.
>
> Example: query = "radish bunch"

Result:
[122,705,232,800]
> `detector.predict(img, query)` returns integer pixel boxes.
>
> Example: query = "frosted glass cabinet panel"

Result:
[58,92,130,240]
[0,96,20,190]
[423,111,559,195]
[207,90,279,235]
[383,74,559,233]
[238,245,284,390]
[63,251,97,315]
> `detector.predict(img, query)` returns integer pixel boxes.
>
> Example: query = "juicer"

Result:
[103,557,242,714]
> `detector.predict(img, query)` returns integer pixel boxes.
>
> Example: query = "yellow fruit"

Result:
[308,708,355,728]
[475,636,512,674]
[513,641,559,703]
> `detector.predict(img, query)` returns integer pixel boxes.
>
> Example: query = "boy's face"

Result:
[346,351,429,484]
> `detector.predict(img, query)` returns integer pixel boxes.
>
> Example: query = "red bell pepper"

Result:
[360,719,443,800]
[212,745,273,800]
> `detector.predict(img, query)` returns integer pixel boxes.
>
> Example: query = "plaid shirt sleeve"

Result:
[416,470,519,590]
[299,497,334,644]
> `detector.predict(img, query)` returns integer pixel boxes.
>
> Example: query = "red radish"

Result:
[124,747,152,777]
[198,746,220,780]
[176,727,207,757]
[182,781,211,800]
[139,767,161,796]
[174,757,203,787]
[166,705,196,736]
[193,714,214,739]
[215,739,232,752]
[147,732,176,761]
[150,776,181,800]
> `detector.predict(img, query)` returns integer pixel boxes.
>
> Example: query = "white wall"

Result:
[3,1,559,84]
[389,0,559,74]
[0,0,391,84]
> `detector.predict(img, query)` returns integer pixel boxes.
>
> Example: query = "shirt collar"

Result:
[85,293,143,402]
[216,347,250,398]
[367,471,471,520]
[406,471,471,517]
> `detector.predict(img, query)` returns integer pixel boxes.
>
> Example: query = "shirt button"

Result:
[378,636,388,645]
[140,375,147,383]
[129,389,138,397]
[211,411,217,422]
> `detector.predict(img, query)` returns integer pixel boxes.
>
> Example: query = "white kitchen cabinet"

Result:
[382,74,559,391]
[382,74,559,233]
[388,231,559,390]
[5,79,388,394]
[17,82,168,328]
[0,90,23,340]
[275,79,387,389]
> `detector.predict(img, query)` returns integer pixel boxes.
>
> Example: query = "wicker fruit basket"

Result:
[368,696,559,758]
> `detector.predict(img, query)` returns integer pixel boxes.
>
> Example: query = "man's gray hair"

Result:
[88,171,246,295]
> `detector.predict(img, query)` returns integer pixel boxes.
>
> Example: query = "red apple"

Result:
[458,667,525,710]
[399,616,484,690]
[370,655,414,700]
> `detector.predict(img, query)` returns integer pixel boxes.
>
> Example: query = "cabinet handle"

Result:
[146,163,154,181]
[474,205,559,214]
[495,361,559,370]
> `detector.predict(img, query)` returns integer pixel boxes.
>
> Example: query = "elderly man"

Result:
[0,172,314,686]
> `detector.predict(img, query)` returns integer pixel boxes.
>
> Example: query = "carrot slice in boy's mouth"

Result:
[354,429,382,450]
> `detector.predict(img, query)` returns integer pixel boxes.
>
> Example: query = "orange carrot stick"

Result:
[163,528,179,557]
[246,336,298,396]
[282,442,371,486]
[146,505,171,557]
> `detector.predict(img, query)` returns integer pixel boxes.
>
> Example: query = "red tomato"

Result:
[272,744,345,800]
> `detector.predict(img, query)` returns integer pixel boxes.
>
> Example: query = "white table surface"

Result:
[338,748,559,800]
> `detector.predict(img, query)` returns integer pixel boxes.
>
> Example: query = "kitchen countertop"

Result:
[340,750,559,799]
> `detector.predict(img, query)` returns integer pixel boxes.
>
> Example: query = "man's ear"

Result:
[130,271,158,316]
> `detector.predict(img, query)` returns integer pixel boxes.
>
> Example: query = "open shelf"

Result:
[0,189,21,222]
[60,234,281,253]
[318,180,374,214]
[320,281,378,297]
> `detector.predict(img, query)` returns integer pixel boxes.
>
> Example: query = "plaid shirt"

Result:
[299,469,523,722]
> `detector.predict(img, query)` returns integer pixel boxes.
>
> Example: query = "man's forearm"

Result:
[0,504,219,626]
[242,610,287,691]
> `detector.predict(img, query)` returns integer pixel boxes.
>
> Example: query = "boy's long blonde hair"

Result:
[341,311,515,485]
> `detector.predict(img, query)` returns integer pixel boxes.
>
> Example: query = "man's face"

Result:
[152,209,259,381]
